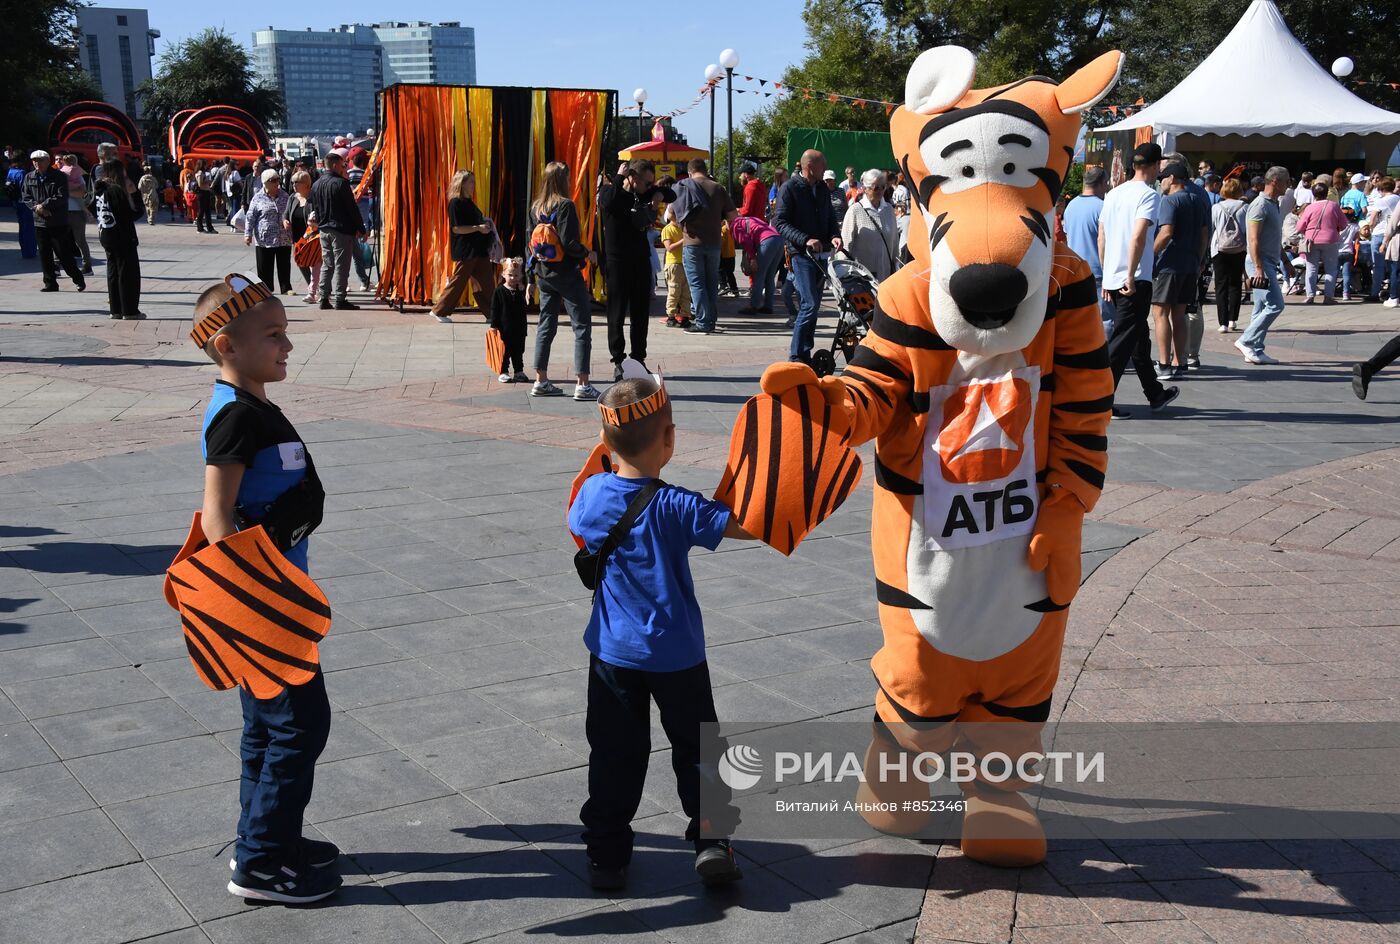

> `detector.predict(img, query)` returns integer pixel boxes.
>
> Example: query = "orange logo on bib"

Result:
[937,377,1032,484]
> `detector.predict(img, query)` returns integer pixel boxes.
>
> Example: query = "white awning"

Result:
[1103,0,1400,137]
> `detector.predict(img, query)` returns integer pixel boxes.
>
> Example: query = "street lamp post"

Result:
[719,48,739,196]
[704,64,722,172]
[632,87,648,148]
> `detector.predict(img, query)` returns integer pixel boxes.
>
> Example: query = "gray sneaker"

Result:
[530,380,564,397]
[573,383,600,401]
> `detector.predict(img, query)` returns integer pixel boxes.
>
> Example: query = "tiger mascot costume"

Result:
[716,47,1122,867]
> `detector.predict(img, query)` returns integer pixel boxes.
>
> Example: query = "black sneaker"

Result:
[319,300,333,310]
[41,284,59,293]
[228,859,342,904]
[1149,386,1180,413]
[334,300,359,311]
[613,365,624,382]
[588,862,627,891]
[684,324,711,334]
[1111,406,1132,419]
[124,312,148,320]
[110,312,123,320]
[1353,363,1371,401]
[695,840,742,887]
[230,837,340,871]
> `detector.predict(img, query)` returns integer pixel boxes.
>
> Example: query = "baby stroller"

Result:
[811,249,881,377]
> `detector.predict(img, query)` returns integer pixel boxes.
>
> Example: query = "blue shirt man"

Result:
[1061,166,1112,333]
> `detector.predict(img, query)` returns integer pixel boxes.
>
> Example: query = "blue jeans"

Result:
[788,252,825,361]
[1388,258,1400,302]
[1241,257,1285,354]
[748,237,785,309]
[1094,275,1115,338]
[682,244,721,329]
[535,268,593,376]
[781,272,799,317]
[236,669,331,872]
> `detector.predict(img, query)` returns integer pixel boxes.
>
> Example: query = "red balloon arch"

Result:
[170,105,271,164]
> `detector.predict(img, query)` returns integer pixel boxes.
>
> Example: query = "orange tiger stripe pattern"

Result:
[714,384,863,555]
[598,386,669,427]
[190,278,273,349]
[164,516,330,700]
[567,442,614,549]
[485,327,506,375]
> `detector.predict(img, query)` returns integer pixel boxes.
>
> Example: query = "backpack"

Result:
[527,211,564,269]
[1217,203,1245,252]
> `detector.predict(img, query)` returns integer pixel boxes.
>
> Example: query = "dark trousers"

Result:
[1365,335,1400,376]
[236,669,331,873]
[36,225,83,287]
[196,191,214,232]
[1107,281,1166,402]
[719,255,738,294]
[100,235,140,316]
[1212,252,1246,327]
[580,655,732,868]
[605,254,652,366]
[255,245,293,294]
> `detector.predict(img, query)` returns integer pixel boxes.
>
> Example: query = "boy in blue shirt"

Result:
[193,274,340,904]
[567,367,751,891]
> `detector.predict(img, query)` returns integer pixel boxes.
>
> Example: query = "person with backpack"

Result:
[528,161,598,400]
[432,169,495,324]
[1210,178,1250,331]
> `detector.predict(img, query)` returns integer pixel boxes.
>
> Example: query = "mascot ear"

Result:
[905,46,976,116]
[1055,51,1124,115]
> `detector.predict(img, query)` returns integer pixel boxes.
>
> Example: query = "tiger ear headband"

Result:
[599,358,668,426]
[190,273,274,348]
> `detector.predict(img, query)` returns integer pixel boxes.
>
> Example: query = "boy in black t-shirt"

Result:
[192,273,340,905]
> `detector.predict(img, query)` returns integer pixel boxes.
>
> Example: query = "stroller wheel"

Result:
[811,349,837,378]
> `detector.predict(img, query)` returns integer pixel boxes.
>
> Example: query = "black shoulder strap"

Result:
[590,478,666,594]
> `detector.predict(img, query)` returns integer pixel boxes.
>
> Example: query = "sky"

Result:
[112,0,811,149]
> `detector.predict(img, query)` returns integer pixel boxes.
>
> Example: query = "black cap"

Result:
[1250,175,1265,187]
[1132,142,1163,164]
[1157,162,1190,181]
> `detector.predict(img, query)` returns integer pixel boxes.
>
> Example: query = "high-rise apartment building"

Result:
[252,22,475,138]
[75,7,161,119]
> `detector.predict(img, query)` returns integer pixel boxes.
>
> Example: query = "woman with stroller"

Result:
[839,169,899,282]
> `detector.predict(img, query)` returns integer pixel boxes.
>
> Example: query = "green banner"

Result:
[784,128,896,178]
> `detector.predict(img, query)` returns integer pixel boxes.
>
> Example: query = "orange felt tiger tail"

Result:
[164,513,330,699]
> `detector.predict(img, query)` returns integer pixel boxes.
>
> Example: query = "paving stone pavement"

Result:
[4,218,1400,943]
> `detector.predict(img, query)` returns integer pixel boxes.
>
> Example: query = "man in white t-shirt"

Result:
[1292,172,1314,212]
[1366,177,1398,284]
[1098,142,1179,416]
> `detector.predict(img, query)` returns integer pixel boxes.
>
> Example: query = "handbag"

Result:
[484,327,505,373]
[573,479,664,595]
[294,224,322,268]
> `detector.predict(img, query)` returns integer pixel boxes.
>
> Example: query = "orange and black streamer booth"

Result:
[364,83,617,308]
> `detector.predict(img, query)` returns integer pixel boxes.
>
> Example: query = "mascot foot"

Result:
[959,791,1046,867]
[854,739,931,836]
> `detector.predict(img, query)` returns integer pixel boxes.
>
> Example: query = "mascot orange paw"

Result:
[959,791,1047,867]
[854,738,931,836]
[714,363,862,555]
[1027,490,1086,605]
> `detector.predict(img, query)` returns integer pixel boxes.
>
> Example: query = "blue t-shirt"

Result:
[1341,188,1368,220]
[201,380,311,572]
[567,473,731,672]
[1061,194,1104,279]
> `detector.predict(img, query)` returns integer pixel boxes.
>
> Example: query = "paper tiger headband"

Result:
[190,273,274,348]
[599,359,668,426]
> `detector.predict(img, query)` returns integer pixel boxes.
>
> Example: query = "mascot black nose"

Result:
[948,264,1028,329]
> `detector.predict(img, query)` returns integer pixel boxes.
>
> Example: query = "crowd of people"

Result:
[1058,142,1400,418]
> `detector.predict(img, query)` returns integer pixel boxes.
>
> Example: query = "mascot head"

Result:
[893,47,1123,355]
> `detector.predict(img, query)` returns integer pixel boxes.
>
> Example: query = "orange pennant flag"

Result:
[885,103,895,115]
[1108,105,1119,115]
[1134,97,1145,105]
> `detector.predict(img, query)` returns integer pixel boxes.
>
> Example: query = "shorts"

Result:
[1151,270,1197,306]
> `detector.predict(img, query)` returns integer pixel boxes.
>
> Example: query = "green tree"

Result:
[137,28,284,153]
[0,0,102,147]
[737,0,1400,174]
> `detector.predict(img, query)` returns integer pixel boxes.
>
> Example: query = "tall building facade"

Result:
[75,7,161,119]
[251,22,475,138]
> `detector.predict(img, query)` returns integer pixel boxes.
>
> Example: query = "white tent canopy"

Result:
[1103,0,1400,137]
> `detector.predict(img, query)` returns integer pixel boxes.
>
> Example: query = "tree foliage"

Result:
[735,0,1400,168]
[138,28,285,152]
[0,0,101,147]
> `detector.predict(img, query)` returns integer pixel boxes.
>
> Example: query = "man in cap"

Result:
[821,168,846,224]
[1152,161,1208,378]
[21,150,85,292]
[737,161,767,220]
[1341,172,1369,220]
[1098,141,1178,416]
